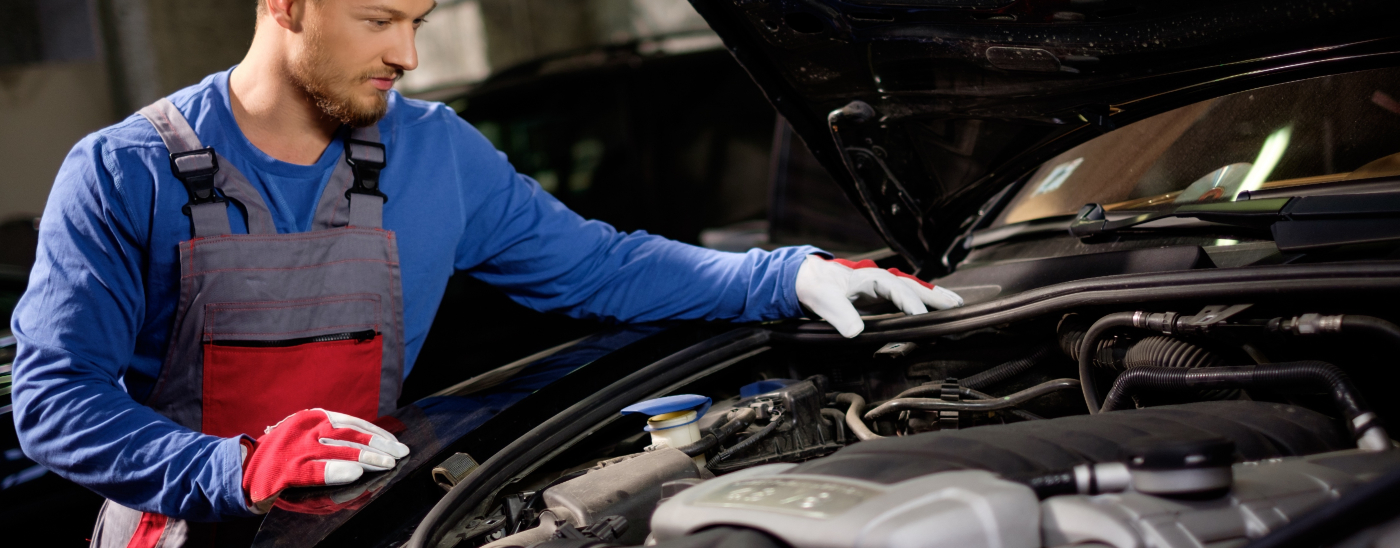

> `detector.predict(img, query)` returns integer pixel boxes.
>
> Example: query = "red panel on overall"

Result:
[202,337,383,439]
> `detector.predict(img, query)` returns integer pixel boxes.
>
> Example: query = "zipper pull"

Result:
[353,330,377,343]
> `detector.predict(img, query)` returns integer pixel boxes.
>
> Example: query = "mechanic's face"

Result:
[288,0,435,127]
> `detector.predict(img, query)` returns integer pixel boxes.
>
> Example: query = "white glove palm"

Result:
[795,255,964,338]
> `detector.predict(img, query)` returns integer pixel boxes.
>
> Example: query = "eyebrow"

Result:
[364,1,438,19]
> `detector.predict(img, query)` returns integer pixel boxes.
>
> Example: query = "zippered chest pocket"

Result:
[200,294,384,439]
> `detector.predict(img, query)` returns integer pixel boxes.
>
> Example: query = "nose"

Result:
[384,24,419,72]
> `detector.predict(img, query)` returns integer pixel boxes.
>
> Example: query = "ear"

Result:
[265,0,306,32]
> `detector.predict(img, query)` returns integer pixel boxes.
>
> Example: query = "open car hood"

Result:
[686,0,1400,275]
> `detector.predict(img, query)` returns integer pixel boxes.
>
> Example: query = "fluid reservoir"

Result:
[622,395,712,466]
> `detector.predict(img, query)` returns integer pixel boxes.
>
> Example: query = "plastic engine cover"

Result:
[1042,448,1400,548]
[650,463,1040,548]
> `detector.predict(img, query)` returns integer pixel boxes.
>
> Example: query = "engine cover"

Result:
[650,464,1040,548]
[650,402,1359,548]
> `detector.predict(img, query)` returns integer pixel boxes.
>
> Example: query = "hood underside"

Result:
[686,0,1400,275]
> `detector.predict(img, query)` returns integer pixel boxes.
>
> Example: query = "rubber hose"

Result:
[819,408,848,443]
[1340,315,1400,348]
[1078,312,1138,414]
[677,408,755,457]
[895,385,1045,421]
[1122,336,1226,369]
[964,386,1047,421]
[710,414,782,466]
[960,345,1056,391]
[835,393,882,440]
[1057,314,1118,367]
[865,379,1081,420]
[1098,362,1388,449]
[1123,336,1236,402]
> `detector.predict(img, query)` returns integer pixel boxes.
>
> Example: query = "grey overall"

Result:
[90,98,406,547]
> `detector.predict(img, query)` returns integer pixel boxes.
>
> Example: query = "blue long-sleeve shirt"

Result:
[10,69,815,520]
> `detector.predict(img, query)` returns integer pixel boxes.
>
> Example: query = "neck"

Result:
[229,33,341,166]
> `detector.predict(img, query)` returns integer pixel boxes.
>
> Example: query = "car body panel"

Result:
[685,0,1400,273]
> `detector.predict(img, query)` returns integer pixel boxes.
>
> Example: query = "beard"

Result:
[286,23,400,128]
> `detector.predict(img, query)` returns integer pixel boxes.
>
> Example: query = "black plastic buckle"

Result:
[344,138,388,203]
[169,148,225,216]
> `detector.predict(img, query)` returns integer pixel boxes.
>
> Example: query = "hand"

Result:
[794,255,964,338]
[240,409,410,514]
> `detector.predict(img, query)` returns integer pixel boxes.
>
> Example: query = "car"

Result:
[26,0,1400,546]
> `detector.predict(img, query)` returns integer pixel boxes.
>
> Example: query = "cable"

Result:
[894,346,1053,399]
[709,410,783,468]
[1099,362,1389,450]
[864,379,1081,420]
[677,408,756,457]
[1078,312,1138,414]
[835,393,882,440]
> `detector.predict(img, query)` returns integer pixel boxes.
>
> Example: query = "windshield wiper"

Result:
[1071,192,1400,252]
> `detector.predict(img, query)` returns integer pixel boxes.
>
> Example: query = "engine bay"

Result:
[434,303,1400,548]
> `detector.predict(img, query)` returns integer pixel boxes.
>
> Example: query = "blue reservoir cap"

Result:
[621,394,712,431]
[739,379,799,399]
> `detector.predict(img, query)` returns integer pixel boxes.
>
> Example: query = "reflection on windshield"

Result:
[994,66,1400,227]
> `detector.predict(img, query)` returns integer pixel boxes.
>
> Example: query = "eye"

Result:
[413,18,427,30]
[369,19,391,28]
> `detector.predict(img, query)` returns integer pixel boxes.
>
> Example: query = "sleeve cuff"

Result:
[778,246,827,319]
[214,435,260,518]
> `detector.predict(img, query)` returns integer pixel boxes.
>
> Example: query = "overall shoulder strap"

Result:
[138,99,230,237]
[137,98,278,236]
[345,125,387,229]
[313,125,387,230]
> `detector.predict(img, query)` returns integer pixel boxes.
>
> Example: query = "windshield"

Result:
[993,66,1400,227]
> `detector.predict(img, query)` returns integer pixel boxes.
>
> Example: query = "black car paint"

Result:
[684,0,1400,274]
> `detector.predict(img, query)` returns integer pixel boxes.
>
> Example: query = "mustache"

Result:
[363,69,404,82]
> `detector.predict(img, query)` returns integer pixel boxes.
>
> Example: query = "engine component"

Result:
[1098,362,1391,451]
[538,526,786,548]
[651,465,1041,548]
[677,407,755,458]
[431,452,479,491]
[1018,435,1235,500]
[959,344,1055,390]
[649,402,1356,548]
[786,401,1346,485]
[700,378,842,473]
[622,395,713,465]
[863,378,1080,419]
[484,447,709,547]
[1019,461,1132,499]
[1269,313,1400,348]
[1076,306,1251,413]
[834,393,880,440]
[1119,435,1235,496]
[1041,448,1400,548]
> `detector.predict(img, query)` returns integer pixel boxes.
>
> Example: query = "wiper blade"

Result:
[1070,192,1400,252]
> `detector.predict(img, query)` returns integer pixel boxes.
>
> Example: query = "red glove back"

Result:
[241,408,410,512]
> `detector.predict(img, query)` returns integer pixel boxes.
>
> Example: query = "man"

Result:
[10,0,962,544]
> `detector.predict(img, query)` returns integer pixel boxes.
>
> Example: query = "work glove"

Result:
[795,255,964,338]
[240,408,410,514]
[271,460,402,515]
